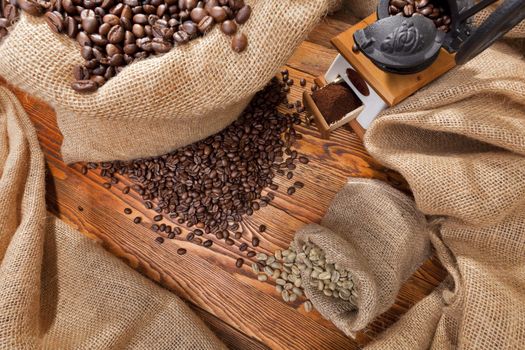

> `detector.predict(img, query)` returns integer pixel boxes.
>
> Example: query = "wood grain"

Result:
[0,7,448,349]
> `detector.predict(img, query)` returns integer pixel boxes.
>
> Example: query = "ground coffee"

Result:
[311,83,362,125]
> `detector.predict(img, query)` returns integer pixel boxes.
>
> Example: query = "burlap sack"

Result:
[361,40,525,349]
[0,85,226,349]
[294,178,431,337]
[0,0,339,164]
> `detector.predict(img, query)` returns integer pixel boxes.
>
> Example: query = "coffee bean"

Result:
[239,242,248,251]
[286,171,293,179]
[197,15,213,33]
[298,156,309,164]
[133,216,142,224]
[153,214,163,221]
[122,186,130,194]
[234,232,242,239]
[155,236,164,244]
[145,201,153,209]
[72,80,98,93]
[216,231,224,239]
[151,224,159,231]
[300,78,306,87]
[45,11,64,33]
[190,7,207,23]
[124,208,132,214]
[236,258,244,268]
[221,20,236,35]
[294,181,304,188]
[173,30,190,44]
[168,232,176,239]
[259,224,266,232]
[234,4,250,24]
[247,251,256,258]
[203,239,213,248]
[194,229,204,236]
[177,248,187,255]
[231,32,247,52]
[252,237,259,247]
[287,187,295,195]
[186,232,195,241]
[209,6,226,22]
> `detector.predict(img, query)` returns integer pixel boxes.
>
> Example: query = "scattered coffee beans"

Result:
[388,0,451,32]
[177,248,187,255]
[124,207,132,214]
[133,216,142,224]
[155,236,164,244]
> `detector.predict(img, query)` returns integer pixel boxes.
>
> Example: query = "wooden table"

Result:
[2,5,447,349]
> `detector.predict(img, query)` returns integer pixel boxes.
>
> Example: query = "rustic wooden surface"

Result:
[1,4,448,349]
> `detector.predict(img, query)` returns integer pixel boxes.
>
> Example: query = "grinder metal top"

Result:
[354,0,525,74]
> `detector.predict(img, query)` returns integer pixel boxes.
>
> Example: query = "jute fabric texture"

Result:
[0,85,226,349]
[0,0,339,163]
[295,178,431,337]
[294,38,525,348]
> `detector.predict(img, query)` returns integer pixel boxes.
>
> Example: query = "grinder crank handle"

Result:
[455,0,525,65]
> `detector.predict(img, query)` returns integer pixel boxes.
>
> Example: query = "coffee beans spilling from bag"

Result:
[252,240,357,312]
[2,0,251,93]
[86,77,309,252]
[388,0,451,32]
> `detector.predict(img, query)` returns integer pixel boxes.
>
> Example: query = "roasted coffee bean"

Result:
[209,6,226,22]
[300,78,306,87]
[197,15,213,33]
[239,242,248,251]
[247,251,256,258]
[159,223,166,232]
[294,181,304,189]
[190,7,207,23]
[181,21,198,36]
[123,186,130,194]
[231,32,247,52]
[173,30,189,44]
[203,239,213,248]
[177,248,187,255]
[298,156,309,164]
[252,236,259,247]
[215,231,224,239]
[220,19,236,35]
[151,224,159,231]
[144,201,153,209]
[234,232,242,239]
[73,65,89,80]
[235,258,244,268]
[194,229,204,236]
[155,236,164,244]
[72,80,98,93]
[153,214,163,221]
[225,238,234,245]
[45,11,64,33]
[286,171,293,179]
[186,232,195,241]
[108,24,125,43]
[133,216,142,224]
[235,4,250,24]
[124,208,132,214]
[168,232,176,239]
[287,187,296,195]
[259,224,266,232]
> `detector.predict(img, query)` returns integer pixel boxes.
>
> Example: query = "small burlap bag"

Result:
[361,41,525,348]
[0,85,225,349]
[0,0,340,164]
[294,178,431,337]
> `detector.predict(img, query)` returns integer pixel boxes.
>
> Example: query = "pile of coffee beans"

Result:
[388,0,451,32]
[86,76,310,256]
[2,0,251,92]
[252,240,357,313]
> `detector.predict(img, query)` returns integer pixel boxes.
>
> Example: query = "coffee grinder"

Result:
[304,0,525,139]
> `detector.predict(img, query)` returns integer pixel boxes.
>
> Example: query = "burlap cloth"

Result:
[0,85,226,349]
[294,18,525,349]
[0,0,340,164]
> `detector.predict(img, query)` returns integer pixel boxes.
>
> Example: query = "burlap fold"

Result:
[0,0,339,164]
[295,178,431,337]
[362,41,525,349]
[0,85,226,349]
